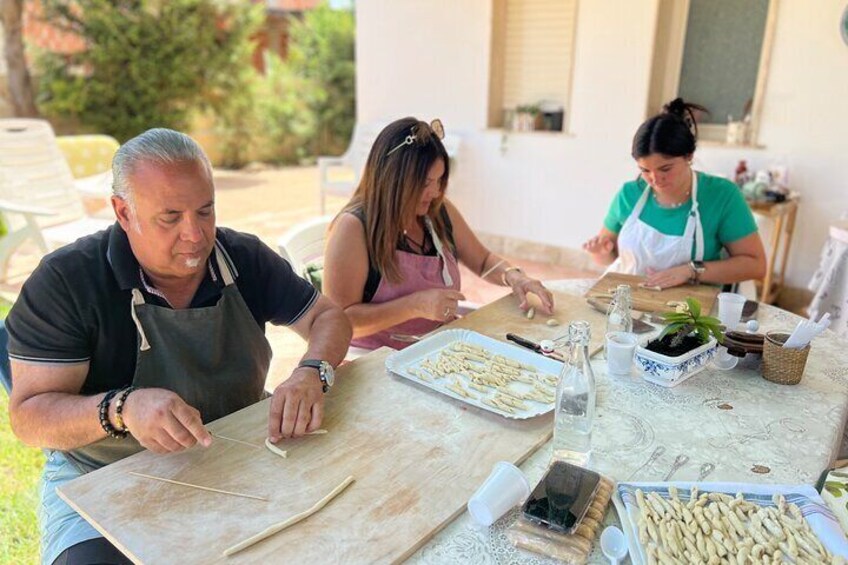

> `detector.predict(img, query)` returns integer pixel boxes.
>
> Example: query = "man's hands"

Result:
[121,388,212,454]
[268,367,325,442]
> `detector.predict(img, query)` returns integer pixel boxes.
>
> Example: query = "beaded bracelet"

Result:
[98,389,124,439]
[113,386,137,436]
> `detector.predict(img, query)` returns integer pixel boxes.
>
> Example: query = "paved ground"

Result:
[1,165,594,390]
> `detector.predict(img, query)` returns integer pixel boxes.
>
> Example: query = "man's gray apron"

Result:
[40,245,272,564]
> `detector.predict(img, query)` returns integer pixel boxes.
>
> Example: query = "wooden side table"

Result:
[749,196,799,304]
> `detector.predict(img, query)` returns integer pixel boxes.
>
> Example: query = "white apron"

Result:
[607,170,704,275]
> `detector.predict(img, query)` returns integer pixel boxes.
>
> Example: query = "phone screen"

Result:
[521,461,601,533]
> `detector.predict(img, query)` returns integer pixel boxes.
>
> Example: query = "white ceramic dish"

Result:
[612,481,848,565]
[634,337,717,388]
[385,329,561,419]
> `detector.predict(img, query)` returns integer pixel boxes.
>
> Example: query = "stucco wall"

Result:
[356,0,848,286]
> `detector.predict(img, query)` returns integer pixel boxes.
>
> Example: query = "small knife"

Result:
[506,333,564,362]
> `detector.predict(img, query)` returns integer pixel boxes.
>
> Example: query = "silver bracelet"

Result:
[501,266,523,286]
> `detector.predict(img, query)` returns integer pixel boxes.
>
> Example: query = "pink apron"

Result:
[351,217,461,350]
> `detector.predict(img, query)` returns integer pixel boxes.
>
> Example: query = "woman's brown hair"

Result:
[341,117,450,283]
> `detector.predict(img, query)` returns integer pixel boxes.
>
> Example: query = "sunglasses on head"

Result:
[386,119,445,156]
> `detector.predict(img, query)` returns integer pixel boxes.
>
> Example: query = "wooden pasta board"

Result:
[584,273,720,315]
[58,348,552,564]
[450,289,610,354]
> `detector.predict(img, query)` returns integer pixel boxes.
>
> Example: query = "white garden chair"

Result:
[316,121,461,214]
[277,216,333,281]
[316,123,384,214]
[0,119,113,281]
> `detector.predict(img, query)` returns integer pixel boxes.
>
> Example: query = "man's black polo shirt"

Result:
[6,223,318,393]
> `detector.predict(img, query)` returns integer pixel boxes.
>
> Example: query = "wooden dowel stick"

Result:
[211,432,262,448]
[224,476,355,557]
[128,472,268,502]
[214,429,327,450]
[480,258,506,280]
[589,344,604,359]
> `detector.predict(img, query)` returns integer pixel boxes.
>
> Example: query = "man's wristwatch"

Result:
[297,359,335,393]
[688,260,706,284]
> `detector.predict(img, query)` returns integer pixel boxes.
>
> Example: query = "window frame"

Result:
[647,0,779,146]
[487,0,579,134]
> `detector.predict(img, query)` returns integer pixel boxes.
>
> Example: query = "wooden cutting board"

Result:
[58,349,552,564]
[584,272,720,315]
[450,289,609,355]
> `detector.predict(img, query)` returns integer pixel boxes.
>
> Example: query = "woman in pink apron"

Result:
[583,99,766,289]
[324,117,554,350]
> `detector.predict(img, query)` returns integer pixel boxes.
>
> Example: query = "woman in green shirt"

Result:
[583,98,766,289]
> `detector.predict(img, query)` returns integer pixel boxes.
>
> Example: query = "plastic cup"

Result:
[605,331,638,376]
[717,293,746,331]
[713,346,739,371]
[467,461,530,527]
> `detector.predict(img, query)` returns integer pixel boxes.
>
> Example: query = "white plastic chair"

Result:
[277,216,333,280]
[316,123,384,214]
[317,122,461,214]
[0,119,113,281]
[277,215,372,359]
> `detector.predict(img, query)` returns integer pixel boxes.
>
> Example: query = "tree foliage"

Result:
[36,0,262,142]
[284,3,356,158]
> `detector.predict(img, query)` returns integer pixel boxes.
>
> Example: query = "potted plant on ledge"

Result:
[635,298,722,387]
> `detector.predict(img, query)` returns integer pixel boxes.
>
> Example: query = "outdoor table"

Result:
[57,279,848,564]
[408,279,848,564]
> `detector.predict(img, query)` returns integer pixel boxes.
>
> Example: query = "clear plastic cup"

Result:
[717,293,746,331]
[467,461,530,527]
[605,331,638,376]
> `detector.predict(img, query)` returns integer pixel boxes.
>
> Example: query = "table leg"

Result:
[761,214,785,303]
[777,203,798,292]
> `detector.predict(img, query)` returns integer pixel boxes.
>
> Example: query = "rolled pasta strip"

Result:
[265,439,287,459]
[224,476,355,557]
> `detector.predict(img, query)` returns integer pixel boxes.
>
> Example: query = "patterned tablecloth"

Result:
[407,279,848,564]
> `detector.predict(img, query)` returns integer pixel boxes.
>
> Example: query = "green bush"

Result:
[35,0,355,166]
[285,3,356,158]
[214,3,355,166]
[36,0,262,142]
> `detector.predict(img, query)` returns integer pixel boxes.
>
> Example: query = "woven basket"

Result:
[762,332,810,385]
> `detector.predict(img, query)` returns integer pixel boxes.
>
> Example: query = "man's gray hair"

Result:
[112,128,212,204]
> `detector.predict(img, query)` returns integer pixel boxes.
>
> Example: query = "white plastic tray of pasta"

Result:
[613,481,848,564]
[384,329,561,419]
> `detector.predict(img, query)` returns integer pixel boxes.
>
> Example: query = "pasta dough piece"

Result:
[224,476,355,556]
[265,439,288,459]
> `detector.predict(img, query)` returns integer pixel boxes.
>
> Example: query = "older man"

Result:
[6,128,351,564]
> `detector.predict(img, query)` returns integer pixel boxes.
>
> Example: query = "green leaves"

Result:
[37,0,262,142]
[659,298,725,345]
[686,297,701,319]
[825,480,848,498]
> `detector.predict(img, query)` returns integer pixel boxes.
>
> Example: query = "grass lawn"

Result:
[1,299,43,564]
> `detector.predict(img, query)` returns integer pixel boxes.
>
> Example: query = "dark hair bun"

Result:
[663,97,688,117]
[631,98,709,159]
[661,98,708,135]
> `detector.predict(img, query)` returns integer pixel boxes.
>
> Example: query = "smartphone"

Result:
[521,461,601,534]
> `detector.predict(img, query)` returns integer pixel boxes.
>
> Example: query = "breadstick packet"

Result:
[505,473,614,564]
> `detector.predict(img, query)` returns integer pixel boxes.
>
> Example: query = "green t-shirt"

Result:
[603,171,758,262]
